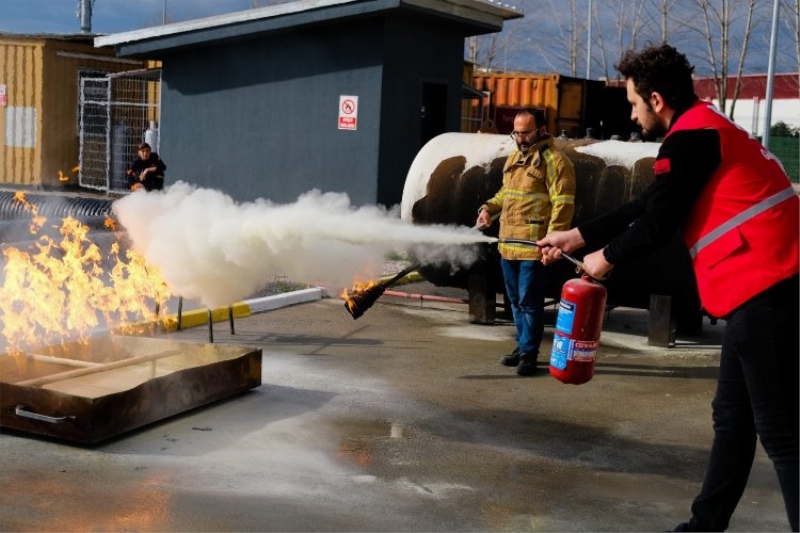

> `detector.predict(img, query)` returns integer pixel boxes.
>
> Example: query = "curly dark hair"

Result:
[615,44,697,111]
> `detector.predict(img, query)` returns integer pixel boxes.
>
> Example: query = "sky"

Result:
[0,0,263,35]
[1,0,796,77]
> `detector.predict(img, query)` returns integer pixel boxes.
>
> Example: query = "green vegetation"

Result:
[770,136,800,183]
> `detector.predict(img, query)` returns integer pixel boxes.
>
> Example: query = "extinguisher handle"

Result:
[562,252,610,281]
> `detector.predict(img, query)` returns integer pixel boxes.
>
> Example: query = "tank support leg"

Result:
[648,294,676,347]
[468,273,496,324]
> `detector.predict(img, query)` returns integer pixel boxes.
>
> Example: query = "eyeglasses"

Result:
[510,130,536,139]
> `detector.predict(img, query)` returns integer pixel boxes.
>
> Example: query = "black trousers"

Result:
[688,275,799,531]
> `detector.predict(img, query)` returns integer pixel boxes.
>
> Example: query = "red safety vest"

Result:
[665,101,799,317]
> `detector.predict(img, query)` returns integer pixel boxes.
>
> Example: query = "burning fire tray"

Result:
[0,336,262,444]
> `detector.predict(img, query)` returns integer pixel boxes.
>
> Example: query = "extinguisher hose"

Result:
[496,238,608,281]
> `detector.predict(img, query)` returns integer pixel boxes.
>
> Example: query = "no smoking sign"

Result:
[338,95,358,130]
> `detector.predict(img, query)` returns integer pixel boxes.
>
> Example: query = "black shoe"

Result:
[516,352,538,376]
[499,348,521,367]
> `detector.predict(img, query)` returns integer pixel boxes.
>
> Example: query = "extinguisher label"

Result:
[555,300,576,335]
[573,340,598,362]
[550,335,598,370]
[550,333,572,370]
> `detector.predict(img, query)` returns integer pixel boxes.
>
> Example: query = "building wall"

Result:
[711,97,800,137]
[0,35,149,187]
[160,20,385,206]
[159,15,470,208]
[378,16,465,207]
[0,37,42,186]
[40,40,144,187]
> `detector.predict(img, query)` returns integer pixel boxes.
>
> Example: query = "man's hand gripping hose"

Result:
[494,238,610,281]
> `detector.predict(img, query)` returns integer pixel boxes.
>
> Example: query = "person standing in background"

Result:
[477,108,576,376]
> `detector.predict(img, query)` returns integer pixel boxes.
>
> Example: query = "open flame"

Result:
[0,193,172,356]
[341,278,385,319]
[58,166,81,183]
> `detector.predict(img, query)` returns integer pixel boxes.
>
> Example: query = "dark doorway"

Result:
[420,81,447,148]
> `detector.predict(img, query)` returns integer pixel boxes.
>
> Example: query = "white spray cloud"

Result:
[112,182,496,308]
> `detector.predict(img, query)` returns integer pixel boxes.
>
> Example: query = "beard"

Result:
[639,105,667,139]
[641,123,667,140]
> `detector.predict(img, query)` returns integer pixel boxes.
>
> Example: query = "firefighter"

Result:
[538,44,799,532]
[477,108,576,376]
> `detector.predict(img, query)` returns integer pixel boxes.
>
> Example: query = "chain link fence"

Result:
[79,69,161,193]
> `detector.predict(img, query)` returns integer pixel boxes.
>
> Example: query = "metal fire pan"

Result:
[0,336,261,444]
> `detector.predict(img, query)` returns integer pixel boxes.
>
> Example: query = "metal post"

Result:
[207,309,214,343]
[648,294,676,348]
[229,306,235,335]
[585,0,592,79]
[762,0,781,149]
[163,0,167,25]
[79,0,93,34]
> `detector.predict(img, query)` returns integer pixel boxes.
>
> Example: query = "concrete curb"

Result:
[160,287,325,332]
[159,268,422,332]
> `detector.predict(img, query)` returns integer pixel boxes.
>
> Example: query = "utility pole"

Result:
[585,0,592,79]
[762,0,780,149]
[78,0,94,34]
[163,0,167,25]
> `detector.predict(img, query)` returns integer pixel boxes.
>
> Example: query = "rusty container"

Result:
[0,336,262,444]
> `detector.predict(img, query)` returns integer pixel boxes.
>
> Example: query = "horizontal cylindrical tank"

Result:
[401,133,701,331]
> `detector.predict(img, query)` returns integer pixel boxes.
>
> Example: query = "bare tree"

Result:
[530,0,584,76]
[683,0,764,116]
[470,28,519,72]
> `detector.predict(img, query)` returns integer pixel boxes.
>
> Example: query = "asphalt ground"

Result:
[0,282,790,532]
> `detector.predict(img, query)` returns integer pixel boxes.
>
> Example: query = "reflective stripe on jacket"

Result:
[670,101,800,317]
[481,137,576,261]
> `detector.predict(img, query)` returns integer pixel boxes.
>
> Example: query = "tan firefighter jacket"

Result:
[480,136,576,261]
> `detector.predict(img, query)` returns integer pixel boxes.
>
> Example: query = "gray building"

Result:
[96,0,520,207]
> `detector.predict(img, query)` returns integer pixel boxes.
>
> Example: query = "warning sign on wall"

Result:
[338,95,358,130]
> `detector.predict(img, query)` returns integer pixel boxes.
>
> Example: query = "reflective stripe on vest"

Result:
[688,185,797,258]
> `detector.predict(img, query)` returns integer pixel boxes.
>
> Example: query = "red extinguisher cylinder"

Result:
[550,275,608,385]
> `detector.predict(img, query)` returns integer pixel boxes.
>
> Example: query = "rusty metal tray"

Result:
[0,336,262,444]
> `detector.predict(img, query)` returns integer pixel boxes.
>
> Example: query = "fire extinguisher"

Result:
[496,239,609,385]
[549,274,608,385]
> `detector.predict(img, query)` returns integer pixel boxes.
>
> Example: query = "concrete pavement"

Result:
[0,284,789,532]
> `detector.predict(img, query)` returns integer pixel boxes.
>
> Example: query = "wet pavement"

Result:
[0,284,789,532]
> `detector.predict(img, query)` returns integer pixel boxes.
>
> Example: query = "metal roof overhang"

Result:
[95,0,522,58]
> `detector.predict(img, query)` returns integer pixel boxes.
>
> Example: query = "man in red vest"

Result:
[539,44,798,532]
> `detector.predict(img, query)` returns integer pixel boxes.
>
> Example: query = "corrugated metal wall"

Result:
[473,73,560,108]
[40,41,140,187]
[0,36,149,188]
[472,73,562,134]
[0,38,42,186]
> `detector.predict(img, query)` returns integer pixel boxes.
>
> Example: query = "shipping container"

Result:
[469,71,634,140]
[0,34,151,188]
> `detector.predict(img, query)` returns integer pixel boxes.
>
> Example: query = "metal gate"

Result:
[79,69,161,193]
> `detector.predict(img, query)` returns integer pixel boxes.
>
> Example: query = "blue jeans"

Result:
[686,275,798,532]
[500,259,546,355]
